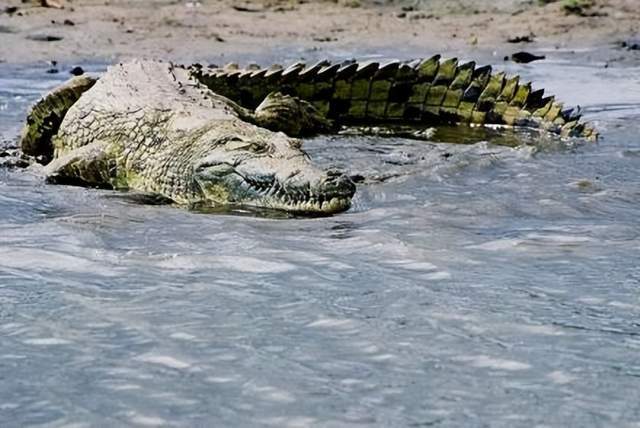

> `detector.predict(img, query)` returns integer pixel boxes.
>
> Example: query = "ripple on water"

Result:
[156,254,296,273]
[134,354,192,370]
[1,60,640,426]
[454,355,532,371]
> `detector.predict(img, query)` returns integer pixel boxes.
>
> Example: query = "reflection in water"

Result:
[1,60,640,426]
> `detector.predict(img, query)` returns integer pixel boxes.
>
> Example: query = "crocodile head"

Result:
[193,128,355,215]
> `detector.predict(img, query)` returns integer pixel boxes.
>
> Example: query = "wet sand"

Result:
[0,0,638,66]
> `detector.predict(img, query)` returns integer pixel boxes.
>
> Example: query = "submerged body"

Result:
[21,56,595,215]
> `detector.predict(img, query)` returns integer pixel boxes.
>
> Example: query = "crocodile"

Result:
[20,56,596,215]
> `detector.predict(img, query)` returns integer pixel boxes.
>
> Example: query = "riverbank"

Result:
[0,0,638,66]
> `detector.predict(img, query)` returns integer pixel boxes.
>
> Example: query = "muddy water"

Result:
[0,55,639,427]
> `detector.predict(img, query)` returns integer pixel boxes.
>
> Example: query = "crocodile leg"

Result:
[44,141,117,189]
[251,90,435,140]
[252,91,334,137]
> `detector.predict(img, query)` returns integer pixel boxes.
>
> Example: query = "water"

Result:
[1,56,640,427]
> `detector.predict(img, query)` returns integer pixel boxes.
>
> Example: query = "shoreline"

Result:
[0,0,638,67]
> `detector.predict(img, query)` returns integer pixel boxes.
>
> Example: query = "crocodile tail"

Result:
[189,57,597,141]
[21,75,97,162]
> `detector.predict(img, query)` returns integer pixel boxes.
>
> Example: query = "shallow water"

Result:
[1,55,640,427]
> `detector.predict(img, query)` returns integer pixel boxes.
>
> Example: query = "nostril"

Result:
[349,174,365,183]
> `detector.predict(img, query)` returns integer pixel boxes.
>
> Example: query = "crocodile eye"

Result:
[224,137,268,154]
[222,137,247,151]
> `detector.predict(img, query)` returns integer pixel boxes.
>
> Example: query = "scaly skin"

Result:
[21,75,97,163]
[24,60,355,214]
[190,56,596,140]
[20,56,597,215]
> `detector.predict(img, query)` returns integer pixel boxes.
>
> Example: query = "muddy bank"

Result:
[0,0,639,66]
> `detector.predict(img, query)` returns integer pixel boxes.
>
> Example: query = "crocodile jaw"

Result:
[194,164,355,215]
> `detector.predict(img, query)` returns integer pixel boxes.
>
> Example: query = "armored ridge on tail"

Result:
[189,55,597,140]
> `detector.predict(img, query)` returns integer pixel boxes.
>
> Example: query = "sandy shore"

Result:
[0,0,638,66]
